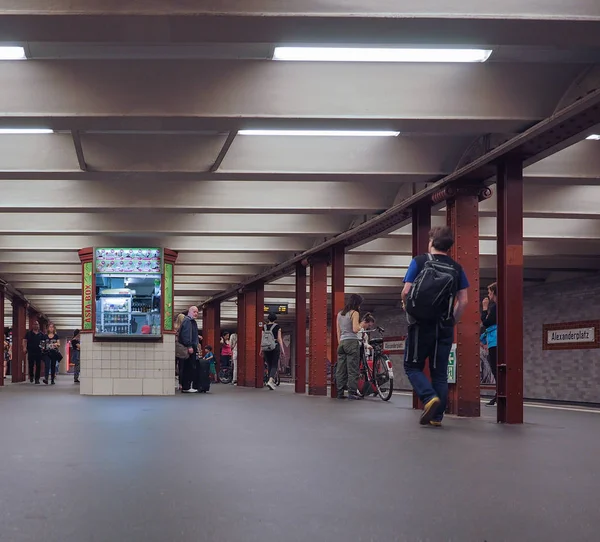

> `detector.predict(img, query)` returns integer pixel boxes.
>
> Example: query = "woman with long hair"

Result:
[482,282,498,406]
[174,313,187,390]
[220,332,233,381]
[335,294,364,400]
[43,322,60,385]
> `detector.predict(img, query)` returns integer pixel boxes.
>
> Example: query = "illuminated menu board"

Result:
[95,248,162,274]
[264,304,289,315]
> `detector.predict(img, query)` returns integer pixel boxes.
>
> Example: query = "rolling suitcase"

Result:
[195,358,211,393]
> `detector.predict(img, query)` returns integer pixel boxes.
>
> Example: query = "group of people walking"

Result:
[21,321,81,385]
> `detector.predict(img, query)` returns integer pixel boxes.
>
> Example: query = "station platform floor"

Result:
[1,379,598,542]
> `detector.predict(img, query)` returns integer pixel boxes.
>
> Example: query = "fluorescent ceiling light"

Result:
[586,134,600,140]
[0,128,53,134]
[273,47,492,63]
[0,46,26,60]
[238,130,399,137]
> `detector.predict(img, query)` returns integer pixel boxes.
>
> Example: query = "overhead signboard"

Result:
[95,248,162,274]
[264,304,289,315]
[543,320,600,350]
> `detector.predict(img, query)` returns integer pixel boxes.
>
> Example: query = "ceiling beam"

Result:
[0,179,397,214]
[210,130,237,173]
[0,61,580,134]
[1,5,599,47]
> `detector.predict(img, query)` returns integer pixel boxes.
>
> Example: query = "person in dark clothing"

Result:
[263,313,285,391]
[42,322,60,385]
[481,282,498,406]
[402,226,469,426]
[71,329,81,384]
[179,306,200,393]
[22,321,45,384]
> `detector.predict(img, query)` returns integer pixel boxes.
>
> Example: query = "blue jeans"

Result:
[404,324,453,422]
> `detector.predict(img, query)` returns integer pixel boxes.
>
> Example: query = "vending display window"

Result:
[94,248,163,339]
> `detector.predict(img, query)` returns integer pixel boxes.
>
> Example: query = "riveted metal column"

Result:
[446,188,481,418]
[236,293,246,387]
[243,290,258,388]
[497,159,524,424]
[254,284,265,388]
[203,303,221,374]
[11,298,27,383]
[330,246,345,399]
[309,256,328,396]
[411,204,431,409]
[0,286,4,387]
[295,262,307,394]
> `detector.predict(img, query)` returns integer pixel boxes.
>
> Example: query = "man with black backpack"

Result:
[402,226,469,426]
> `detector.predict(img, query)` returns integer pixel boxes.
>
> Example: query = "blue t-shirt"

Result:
[204,351,215,364]
[404,254,469,290]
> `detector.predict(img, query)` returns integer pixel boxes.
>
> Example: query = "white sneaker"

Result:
[266,379,276,390]
[183,388,198,393]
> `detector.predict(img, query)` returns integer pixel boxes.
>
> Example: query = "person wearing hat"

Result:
[71,329,81,384]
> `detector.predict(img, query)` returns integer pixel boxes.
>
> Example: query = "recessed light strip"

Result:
[0,46,26,60]
[0,128,53,134]
[273,47,493,63]
[586,134,600,140]
[238,130,399,137]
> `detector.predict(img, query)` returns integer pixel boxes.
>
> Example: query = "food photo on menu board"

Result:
[95,248,161,274]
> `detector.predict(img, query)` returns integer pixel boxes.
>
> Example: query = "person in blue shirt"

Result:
[203,345,216,382]
[401,226,470,426]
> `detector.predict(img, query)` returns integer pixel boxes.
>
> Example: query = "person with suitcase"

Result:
[179,306,200,393]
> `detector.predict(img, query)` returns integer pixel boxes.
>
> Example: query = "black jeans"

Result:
[181,354,197,391]
[264,347,280,380]
[28,354,41,382]
[220,355,232,369]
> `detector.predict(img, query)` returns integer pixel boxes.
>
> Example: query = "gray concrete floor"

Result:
[1,380,599,542]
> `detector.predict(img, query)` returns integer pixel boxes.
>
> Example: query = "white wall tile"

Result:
[142,379,163,395]
[162,379,176,395]
[79,378,93,395]
[114,378,143,395]
[93,378,113,395]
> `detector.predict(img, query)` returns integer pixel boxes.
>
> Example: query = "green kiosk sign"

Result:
[447,344,457,384]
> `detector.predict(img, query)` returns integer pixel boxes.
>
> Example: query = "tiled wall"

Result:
[374,276,600,404]
[79,333,176,396]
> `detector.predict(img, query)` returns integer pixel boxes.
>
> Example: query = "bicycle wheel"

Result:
[275,372,281,386]
[219,368,232,384]
[374,354,394,401]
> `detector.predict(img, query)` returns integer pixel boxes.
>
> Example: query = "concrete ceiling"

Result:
[1,2,600,329]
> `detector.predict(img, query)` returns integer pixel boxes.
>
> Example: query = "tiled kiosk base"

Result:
[79,334,176,396]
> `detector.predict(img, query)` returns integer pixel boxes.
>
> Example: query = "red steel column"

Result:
[411,204,431,409]
[309,256,328,396]
[236,292,246,387]
[497,159,524,424]
[295,263,307,394]
[254,284,265,388]
[11,298,27,383]
[0,285,4,386]
[203,303,221,373]
[243,289,258,388]
[447,188,481,417]
[330,246,345,399]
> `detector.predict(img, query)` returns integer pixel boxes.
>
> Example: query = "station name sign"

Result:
[543,320,600,351]
[264,304,288,315]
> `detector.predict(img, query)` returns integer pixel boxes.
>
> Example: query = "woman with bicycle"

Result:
[335,294,365,400]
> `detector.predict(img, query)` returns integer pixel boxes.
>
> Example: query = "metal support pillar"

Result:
[330,246,345,398]
[236,292,246,387]
[254,284,265,388]
[497,159,524,424]
[11,298,27,383]
[295,263,307,394]
[447,188,481,417]
[203,303,221,374]
[411,204,431,409]
[0,286,4,387]
[308,257,328,396]
[243,290,258,388]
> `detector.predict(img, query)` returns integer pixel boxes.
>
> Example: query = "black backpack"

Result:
[405,254,459,324]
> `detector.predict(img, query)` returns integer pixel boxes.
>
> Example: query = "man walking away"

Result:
[179,306,200,393]
[23,321,45,384]
[71,329,81,384]
[401,226,469,426]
